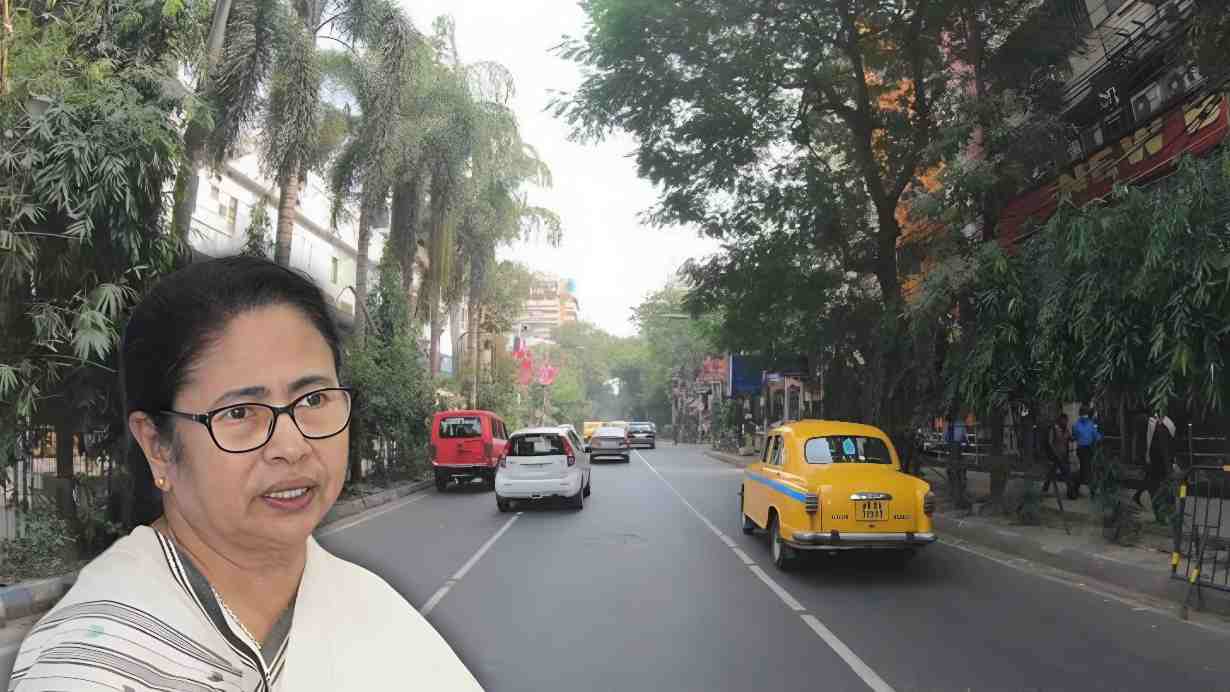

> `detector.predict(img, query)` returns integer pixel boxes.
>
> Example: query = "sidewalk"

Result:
[703,448,1229,617]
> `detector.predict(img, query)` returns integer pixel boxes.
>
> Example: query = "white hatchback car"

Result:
[495,427,591,512]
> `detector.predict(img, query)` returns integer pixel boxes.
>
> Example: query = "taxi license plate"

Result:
[858,501,886,521]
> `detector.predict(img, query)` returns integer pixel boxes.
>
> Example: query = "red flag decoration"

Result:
[537,364,559,386]
[518,354,534,385]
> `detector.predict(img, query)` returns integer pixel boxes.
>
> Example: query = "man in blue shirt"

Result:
[1071,406,1103,498]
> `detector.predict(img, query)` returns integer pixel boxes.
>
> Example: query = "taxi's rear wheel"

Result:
[768,514,795,570]
[740,492,756,535]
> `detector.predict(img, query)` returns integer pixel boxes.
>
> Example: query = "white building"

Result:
[184,142,428,333]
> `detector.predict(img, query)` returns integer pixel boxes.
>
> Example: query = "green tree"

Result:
[321,12,428,343]
[345,251,433,484]
[0,0,201,526]
[238,201,273,258]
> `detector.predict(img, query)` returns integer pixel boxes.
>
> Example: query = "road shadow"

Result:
[743,536,942,589]
[504,496,580,512]
[439,479,493,495]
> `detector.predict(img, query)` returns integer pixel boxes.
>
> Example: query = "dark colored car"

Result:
[628,422,656,449]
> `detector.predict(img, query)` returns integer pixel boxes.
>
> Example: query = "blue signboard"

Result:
[730,355,767,396]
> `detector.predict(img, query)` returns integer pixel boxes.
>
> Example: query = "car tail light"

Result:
[924,492,936,516]
[562,437,576,466]
[498,446,509,468]
[429,443,437,463]
[484,441,494,460]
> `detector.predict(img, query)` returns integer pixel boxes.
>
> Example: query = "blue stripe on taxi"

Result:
[745,473,809,502]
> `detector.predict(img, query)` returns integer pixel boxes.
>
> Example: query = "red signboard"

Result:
[998,93,1230,243]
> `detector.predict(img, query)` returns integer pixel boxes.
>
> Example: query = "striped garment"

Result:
[8,526,483,691]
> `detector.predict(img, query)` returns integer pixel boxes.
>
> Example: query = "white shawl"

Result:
[8,526,482,691]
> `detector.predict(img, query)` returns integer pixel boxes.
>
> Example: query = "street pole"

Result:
[472,306,481,410]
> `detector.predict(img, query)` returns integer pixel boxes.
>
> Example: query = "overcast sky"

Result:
[398,0,719,338]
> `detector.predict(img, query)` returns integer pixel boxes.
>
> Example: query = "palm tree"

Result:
[169,0,281,250]
[322,8,424,342]
[452,63,560,397]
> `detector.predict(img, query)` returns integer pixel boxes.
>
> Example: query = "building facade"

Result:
[516,272,580,344]
[999,0,1226,241]
[184,142,430,333]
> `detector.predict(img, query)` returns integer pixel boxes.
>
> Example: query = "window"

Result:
[761,435,777,464]
[331,257,339,284]
[1080,124,1103,154]
[226,199,238,232]
[1132,83,1161,122]
[439,416,482,438]
[1067,138,1085,163]
[1105,0,1125,15]
[509,434,564,457]
[804,436,893,465]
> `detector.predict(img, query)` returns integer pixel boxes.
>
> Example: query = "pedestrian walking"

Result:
[8,257,481,691]
[1072,406,1104,498]
[1042,413,1074,498]
[1134,412,1175,507]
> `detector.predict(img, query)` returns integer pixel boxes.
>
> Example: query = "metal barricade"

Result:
[1172,465,1230,617]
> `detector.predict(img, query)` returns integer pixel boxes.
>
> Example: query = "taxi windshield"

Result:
[804,436,892,465]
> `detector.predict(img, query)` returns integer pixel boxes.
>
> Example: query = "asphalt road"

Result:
[318,444,1230,691]
[4,445,1230,689]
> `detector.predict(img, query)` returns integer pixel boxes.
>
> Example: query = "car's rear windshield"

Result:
[439,416,482,438]
[804,436,892,464]
[595,427,624,437]
[510,434,565,456]
[629,424,652,432]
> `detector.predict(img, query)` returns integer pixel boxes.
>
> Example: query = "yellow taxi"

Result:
[582,421,604,442]
[740,419,936,569]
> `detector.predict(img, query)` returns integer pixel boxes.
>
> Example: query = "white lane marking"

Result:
[420,583,453,616]
[421,513,521,616]
[635,450,896,692]
[748,565,806,612]
[801,615,895,692]
[453,513,521,581]
[315,492,429,537]
[732,547,756,565]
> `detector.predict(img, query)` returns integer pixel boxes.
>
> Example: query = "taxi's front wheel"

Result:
[768,514,796,570]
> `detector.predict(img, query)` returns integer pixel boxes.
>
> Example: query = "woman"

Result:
[8,257,482,691]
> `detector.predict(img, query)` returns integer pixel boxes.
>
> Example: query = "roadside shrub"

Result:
[1,509,72,581]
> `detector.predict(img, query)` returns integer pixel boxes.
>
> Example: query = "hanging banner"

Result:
[999,93,1230,242]
[518,355,534,386]
[537,364,559,386]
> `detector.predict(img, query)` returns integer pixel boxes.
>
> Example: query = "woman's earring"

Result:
[155,477,168,491]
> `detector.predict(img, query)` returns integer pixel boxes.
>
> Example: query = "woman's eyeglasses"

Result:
[162,387,354,454]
